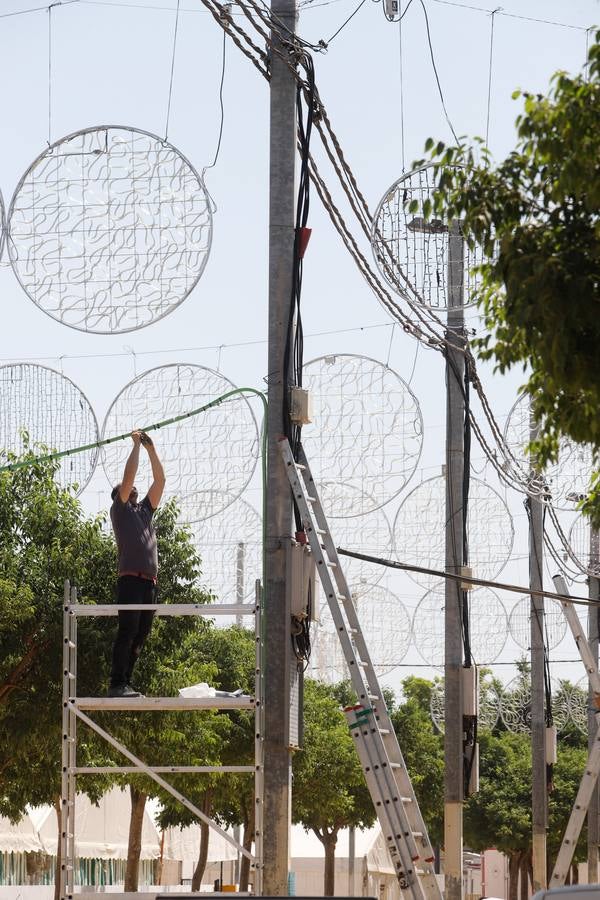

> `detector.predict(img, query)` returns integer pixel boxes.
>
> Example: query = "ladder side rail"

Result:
[295,447,405,717]
[72,706,255,861]
[295,446,433,846]
[286,442,441,897]
[285,445,375,705]
[254,582,264,894]
[550,724,600,886]
[68,586,78,894]
[553,575,600,694]
[345,710,422,882]
[60,581,72,900]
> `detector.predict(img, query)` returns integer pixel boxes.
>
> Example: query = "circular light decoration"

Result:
[322,483,392,586]
[498,676,531,734]
[0,363,99,494]
[371,164,486,310]
[568,677,590,734]
[499,676,571,734]
[102,364,259,523]
[301,354,423,515]
[504,394,594,508]
[568,516,600,578]
[508,596,567,651]
[394,475,514,590]
[310,583,411,682]
[190,492,261,604]
[412,587,508,667]
[0,188,6,261]
[7,126,212,334]
[429,677,500,733]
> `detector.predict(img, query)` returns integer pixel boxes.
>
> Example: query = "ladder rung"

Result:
[326,561,337,568]
[307,495,317,503]
[316,528,326,535]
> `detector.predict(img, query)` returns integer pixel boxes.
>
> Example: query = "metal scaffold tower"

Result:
[60,581,264,900]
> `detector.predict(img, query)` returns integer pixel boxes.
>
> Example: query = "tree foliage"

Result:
[417,33,600,523]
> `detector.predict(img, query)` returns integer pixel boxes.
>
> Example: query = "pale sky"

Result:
[0,0,597,712]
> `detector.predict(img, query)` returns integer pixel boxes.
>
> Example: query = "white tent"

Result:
[0,813,44,855]
[289,825,401,899]
[37,788,160,860]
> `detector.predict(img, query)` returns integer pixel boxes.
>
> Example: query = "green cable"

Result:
[0,386,270,681]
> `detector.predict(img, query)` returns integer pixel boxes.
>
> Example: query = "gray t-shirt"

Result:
[110,495,158,578]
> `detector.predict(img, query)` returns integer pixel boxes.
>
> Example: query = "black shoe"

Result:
[127,684,145,698]
[108,684,141,698]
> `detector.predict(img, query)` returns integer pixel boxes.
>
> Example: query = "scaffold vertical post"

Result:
[589,528,600,882]
[60,580,76,900]
[254,578,264,895]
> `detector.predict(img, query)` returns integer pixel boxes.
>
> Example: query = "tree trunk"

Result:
[320,830,338,897]
[508,850,522,900]
[239,801,255,892]
[53,797,61,900]
[124,786,147,891]
[191,790,213,891]
[572,862,579,884]
[519,851,530,900]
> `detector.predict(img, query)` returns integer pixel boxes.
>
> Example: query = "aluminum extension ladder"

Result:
[280,438,442,900]
[549,574,600,888]
[60,581,264,900]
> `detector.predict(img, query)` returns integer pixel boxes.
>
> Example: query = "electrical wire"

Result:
[205,27,227,171]
[325,0,368,43]
[485,7,500,147]
[164,0,181,141]
[418,0,460,146]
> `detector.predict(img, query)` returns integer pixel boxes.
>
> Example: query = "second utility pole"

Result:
[264,0,298,890]
[444,220,465,900]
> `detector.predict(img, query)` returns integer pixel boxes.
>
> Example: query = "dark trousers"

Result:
[110,575,157,687]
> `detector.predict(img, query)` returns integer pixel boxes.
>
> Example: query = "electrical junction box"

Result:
[467,742,479,795]
[546,725,558,765]
[286,539,318,623]
[384,0,398,18]
[463,665,479,717]
[460,565,473,590]
[290,387,313,425]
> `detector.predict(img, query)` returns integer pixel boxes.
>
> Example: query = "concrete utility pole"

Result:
[263,0,298,889]
[444,220,465,900]
[588,528,600,881]
[529,425,547,893]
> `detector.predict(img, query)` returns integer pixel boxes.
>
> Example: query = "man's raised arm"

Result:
[141,433,166,509]
[118,432,142,502]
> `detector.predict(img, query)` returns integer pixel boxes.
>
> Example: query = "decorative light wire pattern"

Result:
[498,676,571,735]
[7,127,212,334]
[101,364,259,524]
[190,492,261,603]
[568,516,600,578]
[0,188,5,261]
[322,482,393,586]
[412,587,508,667]
[310,583,411,682]
[504,393,594,509]
[394,475,514,589]
[301,354,423,515]
[430,677,500,733]
[371,164,485,310]
[0,363,99,494]
[508,596,567,651]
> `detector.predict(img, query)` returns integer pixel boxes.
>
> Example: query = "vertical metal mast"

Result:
[588,528,600,882]
[444,220,465,900]
[529,416,547,893]
[264,0,298,887]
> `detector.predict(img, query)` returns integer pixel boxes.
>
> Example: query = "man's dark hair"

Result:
[111,484,120,501]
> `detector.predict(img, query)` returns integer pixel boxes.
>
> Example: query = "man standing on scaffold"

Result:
[108,430,165,698]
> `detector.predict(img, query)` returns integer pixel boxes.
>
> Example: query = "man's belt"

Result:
[118,571,157,584]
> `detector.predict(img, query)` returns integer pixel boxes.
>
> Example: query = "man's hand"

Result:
[131,431,143,446]
[140,431,154,449]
